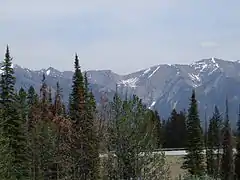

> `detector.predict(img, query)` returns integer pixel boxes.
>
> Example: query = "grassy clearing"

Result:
[166,155,185,179]
[99,154,187,179]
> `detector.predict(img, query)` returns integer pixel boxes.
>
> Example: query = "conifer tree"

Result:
[221,98,233,180]
[165,109,178,148]
[26,85,39,133]
[0,46,29,179]
[69,54,99,179]
[235,104,240,180]
[27,86,38,106]
[182,90,204,176]
[152,110,162,149]
[83,72,100,179]
[17,87,28,122]
[162,110,187,149]
[178,111,187,148]
[37,75,58,179]
[51,81,72,180]
[54,82,64,116]
[69,53,86,179]
[48,86,52,103]
[26,85,41,180]
[206,106,222,178]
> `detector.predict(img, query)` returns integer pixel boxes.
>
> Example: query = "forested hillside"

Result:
[1,46,240,179]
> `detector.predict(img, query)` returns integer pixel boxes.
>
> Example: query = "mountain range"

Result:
[10,58,240,126]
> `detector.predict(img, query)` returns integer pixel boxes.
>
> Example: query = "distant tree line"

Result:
[1,46,240,179]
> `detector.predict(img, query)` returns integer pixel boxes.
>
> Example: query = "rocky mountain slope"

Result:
[11,58,240,125]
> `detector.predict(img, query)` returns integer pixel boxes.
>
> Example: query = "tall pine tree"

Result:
[164,109,186,148]
[26,85,41,180]
[235,104,240,180]
[83,72,99,179]
[206,106,222,178]
[17,87,28,123]
[69,54,99,179]
[0,46,29,179]
[221,98,233,180]
[182,90,204,176]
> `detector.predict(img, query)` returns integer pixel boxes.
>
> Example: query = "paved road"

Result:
[100,149,237,157]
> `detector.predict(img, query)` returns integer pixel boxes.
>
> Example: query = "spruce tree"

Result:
[235,104,240,180]
[53,82,64,116]
[69,53,86,179]
[26,85,41,180]
[26,85,39,133]
[33,75,57,179]
[221,98,233,180]
[165,109,187,148]
[83,72,100,179]
[17,87,28,122]
[182,90,204,176]
[206,106,222,178]
[27,86,38,106]
[165,109,178,148]
[178,111,187,148]
[152,110,162,149]
[48,86,52,103]
[52,81,72,179]
[69,54,99,179]
[0,46,29,179]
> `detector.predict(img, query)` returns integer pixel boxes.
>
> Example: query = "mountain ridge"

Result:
[8,57,240,125]
[13,57,239,76]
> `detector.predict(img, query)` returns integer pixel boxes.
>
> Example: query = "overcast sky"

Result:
[1,0,240,74]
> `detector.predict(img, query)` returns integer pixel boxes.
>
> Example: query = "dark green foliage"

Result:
[54,82,64,116]
[48,87,52,103]
[221,98,233,180]
[27,86,38,106]
[17,88,28,121]
[0,46,29,179]
[150,110,162,149]
[83,72,100,179]
[235,105,240,180]
[163,109,187,148]
[69,54,99,179]
[0,46,15,105]
[182,90,204,176]
[69,53,84,119]
[206,106,222,178]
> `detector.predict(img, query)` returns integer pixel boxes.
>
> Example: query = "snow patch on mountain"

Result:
[188,73,201,82]
[191,58,220,77]
[148,101,156,109]
[173,101,178,109]
[120,77,139,88]
[148,66,160,78]
[46,69,51,75]
[208,67,219,75]
[143,68,151,75]
[211,57,215,63]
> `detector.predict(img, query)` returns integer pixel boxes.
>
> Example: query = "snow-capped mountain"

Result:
[11,58,240,125]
